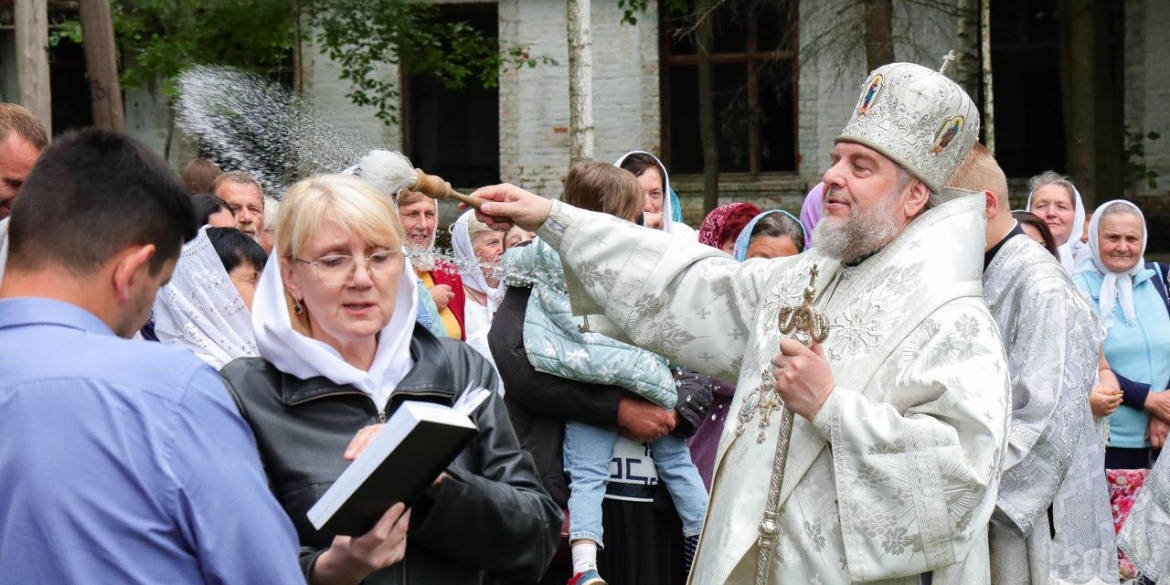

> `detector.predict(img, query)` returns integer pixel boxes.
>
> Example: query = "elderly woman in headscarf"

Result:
[1027,171,1087,272]
[219,175,560,585]
[731,209,806,261]
[615,150,698,238]
[697,201,761,255]
[1073,200,1170,580]
[450,210,506,369]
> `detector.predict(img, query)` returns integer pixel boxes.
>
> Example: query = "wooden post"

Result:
[567,0,594,165]
[14,0,51,135]
[79,0,125,131]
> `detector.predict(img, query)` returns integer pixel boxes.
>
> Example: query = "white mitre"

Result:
[837,61,981,194]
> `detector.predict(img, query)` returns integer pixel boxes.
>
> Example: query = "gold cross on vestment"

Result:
[735,265,832,443]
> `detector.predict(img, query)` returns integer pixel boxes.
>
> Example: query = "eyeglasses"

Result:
[294,250,405,285]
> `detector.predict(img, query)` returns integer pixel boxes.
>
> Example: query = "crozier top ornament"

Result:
[837,58,981,194]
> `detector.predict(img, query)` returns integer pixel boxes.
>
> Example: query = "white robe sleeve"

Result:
[1120,452,1170,582]
[808,299,1009,580]
[536,200,791,382]
[995,276,1100,535]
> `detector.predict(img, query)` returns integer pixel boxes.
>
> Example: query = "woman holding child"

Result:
[491,162,712,585]
[220,174,560,585]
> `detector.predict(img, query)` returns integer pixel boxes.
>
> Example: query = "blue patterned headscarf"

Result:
[732,209,804,262]
[669,186,683,223]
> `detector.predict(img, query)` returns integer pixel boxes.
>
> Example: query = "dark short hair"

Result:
[751,211,806,253]
[207,227,267,273]
[1011,210,1059,257]
[0,103,49,150]
[192,194,232,226]
[8,129,197,275]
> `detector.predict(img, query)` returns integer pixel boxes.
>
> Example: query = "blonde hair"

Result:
[562,161,644,222]
[277,175,404,333]
[263,196,280,230]
[948,142,1009,211]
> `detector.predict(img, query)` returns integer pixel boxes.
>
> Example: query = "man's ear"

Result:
[903,179,931,218]
[111,244,156,302]
[984,190,997,220]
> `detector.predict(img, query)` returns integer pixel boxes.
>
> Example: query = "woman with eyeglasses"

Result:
[219,175,560,585]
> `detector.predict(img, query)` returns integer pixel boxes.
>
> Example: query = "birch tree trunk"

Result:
[696,0,719,215]
[79,0,125,131]
[567,0,594,165]
[980,0,994,155]
[15,0,51,134]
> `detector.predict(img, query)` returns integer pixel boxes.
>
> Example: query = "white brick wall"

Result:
[499,0,660,198]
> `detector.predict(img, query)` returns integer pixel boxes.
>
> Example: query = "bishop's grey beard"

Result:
[812,187,903,264]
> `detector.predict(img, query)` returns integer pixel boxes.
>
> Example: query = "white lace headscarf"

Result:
[1026,174,1086,273]
[152,227,258,369]
[450,209,505,309]
[1072,199,1148,329]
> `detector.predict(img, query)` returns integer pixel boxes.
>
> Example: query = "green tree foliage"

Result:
[111,0,297,93]
[309,0,553,124]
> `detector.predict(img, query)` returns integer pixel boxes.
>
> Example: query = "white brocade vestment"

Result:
[983,235,1118,585]
[535,195,1011,584]
[1119,436,1170,583]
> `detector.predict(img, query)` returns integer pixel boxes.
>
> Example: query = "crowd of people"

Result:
[0,53,1168,585]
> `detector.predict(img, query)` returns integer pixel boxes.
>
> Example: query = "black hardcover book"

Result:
[308,393,487,536]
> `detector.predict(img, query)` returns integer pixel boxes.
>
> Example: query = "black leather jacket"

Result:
[220,325,561,585]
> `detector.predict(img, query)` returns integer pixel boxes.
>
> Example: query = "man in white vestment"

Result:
[950,145,1118,585]
[473,62,1010,584]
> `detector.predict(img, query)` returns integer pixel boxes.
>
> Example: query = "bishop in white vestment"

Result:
[951,146,1118,584]
[472,62,1011,584]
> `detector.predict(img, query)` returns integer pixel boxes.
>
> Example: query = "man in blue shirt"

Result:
[0,129,303,584]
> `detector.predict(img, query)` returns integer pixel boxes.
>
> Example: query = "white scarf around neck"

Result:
[450,210,505,310]
[251,248,419,411]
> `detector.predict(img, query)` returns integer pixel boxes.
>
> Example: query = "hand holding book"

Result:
[311,503,410,585]
[308,387,494,537]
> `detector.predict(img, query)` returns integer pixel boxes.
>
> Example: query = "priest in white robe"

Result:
[949,144,1118,585]
[472,61,1010,584]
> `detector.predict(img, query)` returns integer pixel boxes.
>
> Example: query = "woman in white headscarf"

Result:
[1026,171,1086,272]
[219,174,560,585]
[450,209,506,368]
[614,150,697,239]
[1072,200,1170,580]
[152,227,259,369]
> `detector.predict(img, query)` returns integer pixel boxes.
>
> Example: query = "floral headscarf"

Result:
[698,202,762,249]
